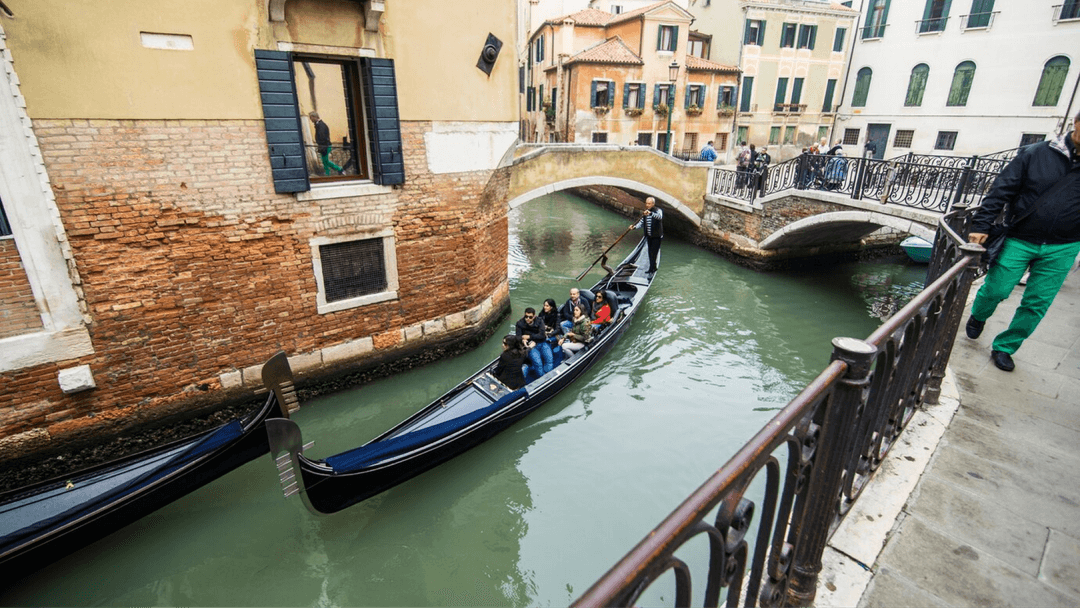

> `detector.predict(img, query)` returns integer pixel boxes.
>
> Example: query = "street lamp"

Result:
[666,60,679,154]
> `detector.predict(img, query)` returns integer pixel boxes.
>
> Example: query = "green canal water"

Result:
[4,192,926,606]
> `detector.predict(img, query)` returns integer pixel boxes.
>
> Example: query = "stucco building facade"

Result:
[0,0,519,460]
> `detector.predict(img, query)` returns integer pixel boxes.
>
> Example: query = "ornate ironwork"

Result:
[573,204,986,608]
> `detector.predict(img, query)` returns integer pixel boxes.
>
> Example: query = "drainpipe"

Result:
[731,4,747,163]
[831,0,866,146]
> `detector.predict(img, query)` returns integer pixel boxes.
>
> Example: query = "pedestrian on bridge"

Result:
[631,196,663,277]
[965,111,1080,372]
[699,140,718,162]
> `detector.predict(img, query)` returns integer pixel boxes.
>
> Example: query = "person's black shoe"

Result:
[965,316,985,339]
[991,350,1015,372]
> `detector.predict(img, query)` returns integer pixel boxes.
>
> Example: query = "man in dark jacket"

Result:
[559,287,593,329]
[966,112,1080,371]
[515,307,553,378]
[308,112,343,176]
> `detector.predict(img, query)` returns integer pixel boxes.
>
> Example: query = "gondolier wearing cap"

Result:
[631,197,663,277]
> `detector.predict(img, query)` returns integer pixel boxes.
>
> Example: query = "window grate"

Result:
[843,128,861,146]
[934,131,958,150]
[321,239,387,303]
[894,129,914,148]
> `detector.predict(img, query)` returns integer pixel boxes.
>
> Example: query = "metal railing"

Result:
[573,200,987,607]
[710,153,999,212]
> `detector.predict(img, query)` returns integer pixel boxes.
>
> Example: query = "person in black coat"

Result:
[493,335,527,389]
[559,288,593,330]
[515,307,553,379]
[308,111,343,176]
[631,196,664,276]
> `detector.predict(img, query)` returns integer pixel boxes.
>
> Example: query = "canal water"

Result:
[4,192,925,606]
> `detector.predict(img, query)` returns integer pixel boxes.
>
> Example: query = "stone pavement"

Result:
[817,264,1080,607]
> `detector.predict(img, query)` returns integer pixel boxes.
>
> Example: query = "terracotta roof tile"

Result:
[608,1,686,25]
[685,55,740,74]
[564,36,644,66]
[545,8,614,27]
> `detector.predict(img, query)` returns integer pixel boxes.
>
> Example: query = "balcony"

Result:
[960,11,999,30]
[772,103,807,115]
[860,23,888,40]
[916,16,949,34]
[1052,3,1080,23]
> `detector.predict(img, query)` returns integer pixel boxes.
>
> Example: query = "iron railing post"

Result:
[796,153,808,190]
[924,242,984,405]
[851,156,866,200]
[786,337,877,607]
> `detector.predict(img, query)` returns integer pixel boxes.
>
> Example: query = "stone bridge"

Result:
[507,144,939,267]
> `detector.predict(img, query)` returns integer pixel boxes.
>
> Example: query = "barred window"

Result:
[592,132,608,143]
[894,129,914,148]
[1019,133,1046,147]
[313,232,398,313]
[637,132,653,146]
[935,131,958,150]
[843,128,861,146]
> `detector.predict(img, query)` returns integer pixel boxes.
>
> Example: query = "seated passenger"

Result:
[559,288,593,333]
[561,306,593,358]
[515,307,553,380]
[591,291,613,331]
[539,298,565,365]
[493,334,527,390]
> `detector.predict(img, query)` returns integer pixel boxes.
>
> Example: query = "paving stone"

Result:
[877,518,1074,608]
[954,381,1080,437]
[942,415,1080,484]
[906,476,1047,576]
[858,567,948,608]
[1041,529,1080,601]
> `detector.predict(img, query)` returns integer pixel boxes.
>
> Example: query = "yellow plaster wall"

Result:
[3,0,516,122]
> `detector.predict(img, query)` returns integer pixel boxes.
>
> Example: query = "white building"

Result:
[834,0,1079,159]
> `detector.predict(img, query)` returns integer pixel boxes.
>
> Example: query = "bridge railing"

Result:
[710,154,1000,212]
[573,203,986,608]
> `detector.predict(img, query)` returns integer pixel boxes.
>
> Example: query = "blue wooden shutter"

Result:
[654,83,662,108]
[590,81,598,108]
[623,82,631,108]
[774,77,788,111]
[822,79,837,112]
[360,58,404,186]
[743,20,752,44]
[551,87,558,113]
[672,26,679,51]
[808,26,817,49]
[740,76,753,112]
[254,50,309,193]
[757,22,765,45]
[791,78,804,105]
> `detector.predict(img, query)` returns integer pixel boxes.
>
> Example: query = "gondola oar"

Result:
[575,213,645,281]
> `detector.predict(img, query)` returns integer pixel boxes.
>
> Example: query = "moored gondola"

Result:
[265,237,657,515]
[0,352,297,579]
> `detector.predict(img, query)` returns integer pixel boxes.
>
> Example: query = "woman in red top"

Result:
[592,292,613,331]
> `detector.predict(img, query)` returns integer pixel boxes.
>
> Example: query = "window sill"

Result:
[317,290,398,315]
[297,181,393,202]
[916,29,945,36]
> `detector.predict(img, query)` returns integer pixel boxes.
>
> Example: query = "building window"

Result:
[688,36,708,59]
[714,132,728,150]
[294,57,370,182]
[843,128,861,145]
[592,80,615,108]
[744,20,765,46]
[656,132,670,152]
[1056,1,1080,21]
[654,83,675,109]
[683,132,698,152]
[0,198,11,237]
[774,77,788,112]
[313,231,399,313]
[611,4,624,14]
[718,86,736,108]
[526,86,536,111]
[592,132,608,143]
[797,25,817,49]
[1033,56,1070,106]
[658,25,678,52]
[947,61,976,106]
[852,67,872,107]
[1019,133,1046,147]
[637,132,653,146]
[817,126,829,143]
[863,0,890,38]
[790,77,804,106]
[966,0,996,28]
[534,35,545,64]
[624,82,646,109]
[822,79,837,112]
[781,23,797,48]
[919,0,950,33]
[739,76,754,112]
[769,126,781,145]
[894,129,915,148]
[685,84,706,109]
[833,27,847,52]
[905,63,930,107]
[783,126,796,144]
[934,131,958,150]
[737,126,749,145]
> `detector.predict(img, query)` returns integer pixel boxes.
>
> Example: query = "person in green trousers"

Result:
[966,112,1080,371]
[308,112,343,176]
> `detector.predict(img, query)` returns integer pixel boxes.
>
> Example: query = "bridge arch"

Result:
[506,175,702,226]
[758,210,936,250]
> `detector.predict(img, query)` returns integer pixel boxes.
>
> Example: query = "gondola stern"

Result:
[262,351,300,419]
[265,417,323,516]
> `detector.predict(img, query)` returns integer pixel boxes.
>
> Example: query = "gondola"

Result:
[265,236,656,515]
[0,352,297,579]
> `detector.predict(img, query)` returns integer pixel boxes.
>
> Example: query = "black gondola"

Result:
[265,237,656,515]
[0,352,297,579]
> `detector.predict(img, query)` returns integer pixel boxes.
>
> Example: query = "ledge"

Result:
[0,327,95,373]
[296,181,393,202]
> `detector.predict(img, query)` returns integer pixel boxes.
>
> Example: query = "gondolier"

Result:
[631,196,663,277]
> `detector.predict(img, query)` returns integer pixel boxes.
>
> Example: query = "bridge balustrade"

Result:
[573,202,987,607]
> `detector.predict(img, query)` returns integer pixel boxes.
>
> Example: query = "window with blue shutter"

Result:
[822,79,837,112]
[360,58,404,185]
[833,27,846,52]
[797,25,817,49]
[744,20,765,45]
[919,0,951,33]
[739,76,754,112]
[790,78,804,106]
[255,50,310,193]
[905,64,930,107]
[966,0,994,28]
[774,78,788,112]
[657,25,678,52]
[863,0,891,38]
[852,68,872,107]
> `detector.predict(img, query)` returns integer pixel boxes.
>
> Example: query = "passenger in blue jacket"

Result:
[515,308,554,380]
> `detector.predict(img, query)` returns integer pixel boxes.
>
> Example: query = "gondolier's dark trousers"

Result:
[646,236,662,274]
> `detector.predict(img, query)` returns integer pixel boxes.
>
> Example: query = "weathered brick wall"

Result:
[0,238,42,339]
[0,118,509,457]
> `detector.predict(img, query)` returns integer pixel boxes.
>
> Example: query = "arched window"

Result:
[1033,56,1070,106]
[946,61,976,107]
[852,67,872,107]
[905,64,930,107]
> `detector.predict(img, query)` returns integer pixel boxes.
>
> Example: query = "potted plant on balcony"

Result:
[717,104,735,116]
[543,103,555,123]
[686,104,702,116]
[593,104,610,115]
[654,103,669,116]
[625,106,643,117]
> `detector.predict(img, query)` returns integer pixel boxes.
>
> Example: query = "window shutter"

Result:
[743,20,752,44]
[672,26,679,52]
[658,25,664,50]
[360,58,405,186]
[1034,56,1070,106]
[654,83,661,108]
[833,27,846,52]
[254,50,310,193]
[791,78,803,105]
[758,22,766,45]
[539,84,544,108]
[551,87,558,113]
[699,85,707,107]
[740,76,753,112]
[808,26,816,50]
[880,0,892,33]
[822,79,837,112]
[774,77,788,110]
[623,82,631,108]
[591,80,598,108]
[638,85,645,109]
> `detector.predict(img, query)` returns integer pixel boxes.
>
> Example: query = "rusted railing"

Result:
[573,203,986,607]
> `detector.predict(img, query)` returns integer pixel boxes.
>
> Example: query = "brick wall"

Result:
[0,118,509,458]
[0,238,42,339]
